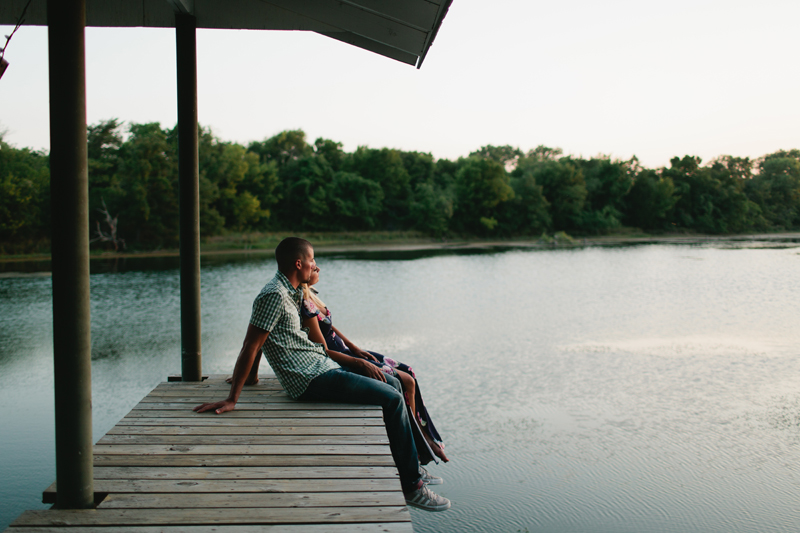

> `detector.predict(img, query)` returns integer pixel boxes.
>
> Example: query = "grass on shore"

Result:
[201,230,436,252]
[0,231,443,262]
[3,228,800,263]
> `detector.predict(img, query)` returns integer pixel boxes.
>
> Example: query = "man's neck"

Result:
[280,269,302,289]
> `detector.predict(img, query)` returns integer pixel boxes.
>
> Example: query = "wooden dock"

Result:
[5,375,413,532]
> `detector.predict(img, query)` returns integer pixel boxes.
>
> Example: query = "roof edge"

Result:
[416,0,452,69]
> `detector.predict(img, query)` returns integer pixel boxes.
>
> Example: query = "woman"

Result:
[301,268,448,464]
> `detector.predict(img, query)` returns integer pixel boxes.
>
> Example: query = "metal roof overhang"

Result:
[0,0,452,68]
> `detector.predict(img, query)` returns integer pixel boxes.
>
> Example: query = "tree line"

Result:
[1,120,799,253]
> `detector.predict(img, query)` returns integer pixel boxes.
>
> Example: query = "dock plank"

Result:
[90,466,399,480]
[97,434,389,445]
[132,402,370,410]
[146,391,290,399]
[45,478,402,494]
[154,383,285,392]
[7,523,413,533]
[92,444,391,455]
[98,491,406,509]
[11,507,411,526]
[124,409,381,418]
[106,425,386,436]
[92,454,397,467]
[115,416,383,426]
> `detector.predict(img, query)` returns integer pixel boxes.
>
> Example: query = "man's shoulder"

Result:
[256,273,290,297]
[250,274,295,331]
[253,272,295,312]
[254,288,282,305]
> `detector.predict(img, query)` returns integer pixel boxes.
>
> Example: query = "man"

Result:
[194,237,450,511]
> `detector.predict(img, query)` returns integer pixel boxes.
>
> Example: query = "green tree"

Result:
[624,169,676,230]
[469,144,523,170]
[87,119,127,248]
[0,134,50,251]
[453,157,514,234]
[314,137,345,172]
[277,155,333,229]
[500,172,551,234]
[663,156,711,230]
[405,157,457,236]
[87,118,123,186]
[116,122,179,247]
[347,147,411,229]
[248,129,313,168]
[747,150,800,230]
[328,171,384,230]
[198,128,270,232]
[410,182,453,236]
[526,145,564,162]
[239,155,279,230]
[571,156,634,233]
[401,151,436,189]
[432,158,458,191]
[664,155,761,233]
[706,156,766,233]
[516,153,586,230]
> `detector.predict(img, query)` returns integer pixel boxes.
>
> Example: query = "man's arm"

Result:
[226,348,262,385]
[194,323,270,414]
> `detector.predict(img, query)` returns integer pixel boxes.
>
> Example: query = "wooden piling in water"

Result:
[47,0,94,510]
[176,12,203,383]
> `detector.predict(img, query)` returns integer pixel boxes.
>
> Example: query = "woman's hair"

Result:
[301,283,326,313]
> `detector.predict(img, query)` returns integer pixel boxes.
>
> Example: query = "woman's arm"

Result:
[303,316,385,382]
[303,314,329,346]
[331,325,377,362]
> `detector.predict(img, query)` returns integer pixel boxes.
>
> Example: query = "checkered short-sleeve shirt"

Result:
[250,271,340,399]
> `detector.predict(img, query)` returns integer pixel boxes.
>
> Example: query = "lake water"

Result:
[2,243,800,532]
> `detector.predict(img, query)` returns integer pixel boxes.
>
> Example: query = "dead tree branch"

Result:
[91,198,125,251]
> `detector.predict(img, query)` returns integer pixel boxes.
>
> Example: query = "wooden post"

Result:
[176,13,202,381]
[47,0,94,509]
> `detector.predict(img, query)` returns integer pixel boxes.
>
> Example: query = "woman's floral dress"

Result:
[302,297,447,464]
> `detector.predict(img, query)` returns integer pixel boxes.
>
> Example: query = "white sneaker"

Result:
[405,484,451,511]
[420,465,443,485]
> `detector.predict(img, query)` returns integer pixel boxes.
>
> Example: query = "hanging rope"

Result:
[0,0,34,78]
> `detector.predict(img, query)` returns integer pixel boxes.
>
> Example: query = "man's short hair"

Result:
[275,237,312,273]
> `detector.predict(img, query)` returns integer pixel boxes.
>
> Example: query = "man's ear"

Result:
[294,257,303,271]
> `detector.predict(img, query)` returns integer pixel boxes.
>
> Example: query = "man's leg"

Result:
[299,368,421,490]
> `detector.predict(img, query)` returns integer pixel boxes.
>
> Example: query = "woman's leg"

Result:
[364,351,448,462]
[404,373,450,463]
[396,369,417,418]
[365,351,417,416]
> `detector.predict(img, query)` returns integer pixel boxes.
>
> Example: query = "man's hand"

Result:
[193,399,236,415]
[352,348,378,362]
[354,358,387,382]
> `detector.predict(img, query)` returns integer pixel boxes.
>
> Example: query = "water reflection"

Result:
[2,244,800,532]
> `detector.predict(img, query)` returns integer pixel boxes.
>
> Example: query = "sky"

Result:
[1,0,799,169]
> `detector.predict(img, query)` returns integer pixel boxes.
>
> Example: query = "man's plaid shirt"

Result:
[250,270,340,399]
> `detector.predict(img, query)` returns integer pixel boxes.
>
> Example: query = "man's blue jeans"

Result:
[298,368,421,490]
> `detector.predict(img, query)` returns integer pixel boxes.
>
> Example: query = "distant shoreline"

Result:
[2,231,799,266]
